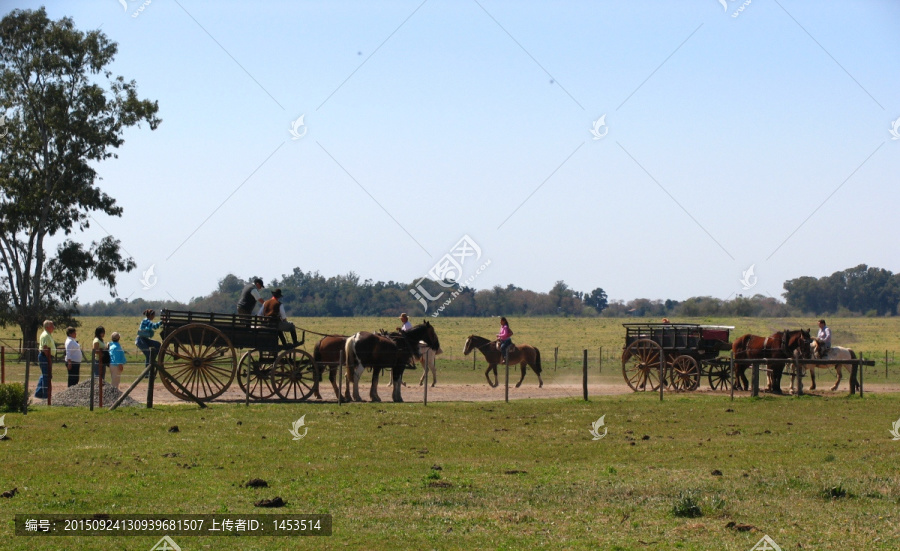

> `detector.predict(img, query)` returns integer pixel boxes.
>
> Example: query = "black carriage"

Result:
[621,323,733,392]
[157,310,316,402]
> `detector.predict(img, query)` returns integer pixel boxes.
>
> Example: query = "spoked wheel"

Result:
[272,348,316,401]
[707,361,732,391]
[669,355,700,391]
[158,324,236,402]
[237,349,277,400]
[622,339,664,392]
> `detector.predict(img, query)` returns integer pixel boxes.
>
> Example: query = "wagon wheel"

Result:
[669,355,700,391]
[158,323,236,402]
[237,349,277,400]
[272,348,316,401]
[707,361,731,391]
[622,339,663,392]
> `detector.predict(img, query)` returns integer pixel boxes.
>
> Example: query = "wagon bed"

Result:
[621,323,733,392]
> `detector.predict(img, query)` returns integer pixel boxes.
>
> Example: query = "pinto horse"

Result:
[463,335,543,388]
[731,329,811,394]
[311,335,345,400]
[799,341,858,393]
[344,322,439,402]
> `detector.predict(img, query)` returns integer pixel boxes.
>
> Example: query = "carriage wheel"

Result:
[622,339,663,392]
[272,348,316,401]
[158,323,236,402]
[708,362,731,391]
[237,349,277,400]
[670,355,700,391]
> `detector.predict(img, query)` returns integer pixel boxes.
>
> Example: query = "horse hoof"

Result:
[393,397,404,403]
[370,396,382,403]
[515,382,522,388]
[430,383,435,388]
[539,382,543,388]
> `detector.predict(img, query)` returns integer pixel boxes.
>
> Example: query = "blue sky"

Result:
[14,0,900,306]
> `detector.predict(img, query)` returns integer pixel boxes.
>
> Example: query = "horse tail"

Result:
[849,348,858,393]
[313,339,322,362]
[533,347,542,374]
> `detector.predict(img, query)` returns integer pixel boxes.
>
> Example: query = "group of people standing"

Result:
[33,309,163,398]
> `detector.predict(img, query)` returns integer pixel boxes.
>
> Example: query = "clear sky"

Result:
[13,0,900,306]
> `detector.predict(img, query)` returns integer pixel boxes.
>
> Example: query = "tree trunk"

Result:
[20,319,41,363]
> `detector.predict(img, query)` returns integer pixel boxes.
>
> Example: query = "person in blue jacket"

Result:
[136,309,162,372]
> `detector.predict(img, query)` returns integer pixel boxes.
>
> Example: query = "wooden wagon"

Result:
[157,309,316,402]
[621,323,733,392]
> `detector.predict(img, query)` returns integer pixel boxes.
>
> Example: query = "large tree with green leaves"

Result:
[0,8,160,345]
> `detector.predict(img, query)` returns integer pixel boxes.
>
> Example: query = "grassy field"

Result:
[2,316,898,390]
[1,394,899,550]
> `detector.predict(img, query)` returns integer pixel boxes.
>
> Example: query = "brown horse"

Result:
[732,329,811,394]
[463,335,543,388]
[344,322,440,402]
[311,335,345,400]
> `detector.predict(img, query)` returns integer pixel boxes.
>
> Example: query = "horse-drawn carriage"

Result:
[621,323,734,392]
[157,309,316,402]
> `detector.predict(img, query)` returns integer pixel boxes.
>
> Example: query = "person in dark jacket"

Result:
[237,278,265,315]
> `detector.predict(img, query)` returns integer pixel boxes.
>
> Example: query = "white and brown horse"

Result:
[799,341,858,392]
[344,322,439,402]
[463,335,543,388]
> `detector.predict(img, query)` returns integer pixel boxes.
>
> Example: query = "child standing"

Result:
[64,327,83,387]
[136,309,162,372]
[92,326,107,380]
[108,332,126,389]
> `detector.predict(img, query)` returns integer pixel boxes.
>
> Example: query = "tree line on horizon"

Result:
[76,264,900,318]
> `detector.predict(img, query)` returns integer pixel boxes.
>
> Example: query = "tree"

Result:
[0,9,160,346]
[584,287,608,312]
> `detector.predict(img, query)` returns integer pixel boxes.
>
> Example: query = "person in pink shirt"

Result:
[497,317,513,359]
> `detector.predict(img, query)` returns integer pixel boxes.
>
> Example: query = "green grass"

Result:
[1,394,900,549]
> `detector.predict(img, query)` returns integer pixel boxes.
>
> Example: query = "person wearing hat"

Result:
[237,278,265,316]
[398,313,412,332]
[261,288,298,346]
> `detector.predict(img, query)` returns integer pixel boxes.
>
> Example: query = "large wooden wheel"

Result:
[272,348,316,401]
[669,355,700,391]
[158,323,236,402]
[237,349,277,400]
[707,361,731,391]
[622,339,663,392]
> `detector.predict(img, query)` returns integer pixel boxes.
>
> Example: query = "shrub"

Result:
[672,490,703,518]
[0,383,25,412]
[822,484,850,499]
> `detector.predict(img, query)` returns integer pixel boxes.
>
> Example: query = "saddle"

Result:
[495,341,518,357]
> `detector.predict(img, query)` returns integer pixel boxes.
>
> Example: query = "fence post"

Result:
[146,353,156,409]
[424,352,428,407]
[859,353,864,397]
[1,346,4,384]
[504,352,509,403]
[23,353,30,415]
[599,347,602,374]
[554,347,558,371]
[729,351,735,402]
[338,350,344,406]
[658,355,664,402]
[886,350,889,379]
[89,349,96,412]
[751,363,759,397]
[582,349,588,401]
[793,356,803,396]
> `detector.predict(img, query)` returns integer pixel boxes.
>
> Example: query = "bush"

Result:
[672,490,703,518]
[0,383,25,412]
[821,484,850,499]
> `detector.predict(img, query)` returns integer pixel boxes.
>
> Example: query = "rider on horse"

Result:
[815,319,831,359]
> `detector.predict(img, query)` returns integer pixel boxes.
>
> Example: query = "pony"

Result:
[795,341,858,393]
[311,335,345,400]
[731,329,811,394]
[344,322,440,402]
[463,335,543,388]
